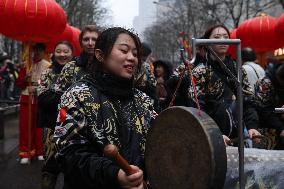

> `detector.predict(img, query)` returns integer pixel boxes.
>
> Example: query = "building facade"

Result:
[133,0,156,40]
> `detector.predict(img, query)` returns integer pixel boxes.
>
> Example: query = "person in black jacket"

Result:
[134,42,157,103]
[54,25,101,93]
[0,55,11,99]
[53,27,155,189]
[167,25,260,145]
[0,55,17,100]
[255,61,284,149]
[38,41,74,189]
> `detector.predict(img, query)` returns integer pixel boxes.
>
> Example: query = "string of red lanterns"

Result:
[0,0,81,56]
[0,0,66,43]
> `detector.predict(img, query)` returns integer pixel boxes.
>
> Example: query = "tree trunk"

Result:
[279,0,284,9]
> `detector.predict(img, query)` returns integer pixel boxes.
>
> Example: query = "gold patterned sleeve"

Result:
[54,83,90,149]
[38,68,52,95]
[189,64,207,99]
[54,61,77,93]
[241,68,254,96]
[137,90,157,120]
[255,77,275,107]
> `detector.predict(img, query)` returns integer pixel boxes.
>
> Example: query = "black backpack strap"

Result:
[245,63,260,79]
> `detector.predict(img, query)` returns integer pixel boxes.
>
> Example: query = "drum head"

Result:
[145,106,227,189]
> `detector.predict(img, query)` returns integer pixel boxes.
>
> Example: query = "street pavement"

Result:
[0,147,64,189]
[0,114,63,189]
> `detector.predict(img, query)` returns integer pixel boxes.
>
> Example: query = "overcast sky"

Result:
[106,0,139,28]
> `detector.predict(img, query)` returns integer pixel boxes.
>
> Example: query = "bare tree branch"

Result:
[144,0,281,63]
[56,0,109,28]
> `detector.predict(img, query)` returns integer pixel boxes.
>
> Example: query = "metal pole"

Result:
[236,43,244,189]
[190,38,196,64]
[189,38,244,189]
[0,108,4,140]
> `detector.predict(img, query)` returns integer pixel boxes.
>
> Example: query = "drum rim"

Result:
[145,106,227,189]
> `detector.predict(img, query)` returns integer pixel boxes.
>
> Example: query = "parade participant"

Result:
[5,58,19,100]
[242,47,265,94]
[0,55,18,100]
[54,27,155,189]
[38,41,74,188]
[169,25,260,145]
[16,43,51,164]
[0,55,10,99]
[165,46,206,109]
[54,25,101,93]
[134,42,156,101]
[255,62,284,149]
[153,59,173,112]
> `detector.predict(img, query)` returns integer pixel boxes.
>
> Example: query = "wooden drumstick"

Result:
[104,144,138,175]
[104,144,149,189]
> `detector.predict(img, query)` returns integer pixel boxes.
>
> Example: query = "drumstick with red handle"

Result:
[104,144,148,189]
[104,144,138,175]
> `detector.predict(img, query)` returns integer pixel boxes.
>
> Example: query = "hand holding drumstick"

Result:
[104,144,145,189]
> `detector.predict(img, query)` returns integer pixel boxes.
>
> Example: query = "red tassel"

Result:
[59,107,67,122]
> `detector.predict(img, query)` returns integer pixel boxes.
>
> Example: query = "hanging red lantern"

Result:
[0,0,66,42]
[230,28,237,39]
[275,13,284,35]
[46,24,74,53]
[237,14,280,53]
[0,0,16,37]
[70,26,81,56]
[275,13,284,46]
[227,29,237,59]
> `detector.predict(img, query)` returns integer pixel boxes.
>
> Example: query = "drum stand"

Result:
[189,38,244,189]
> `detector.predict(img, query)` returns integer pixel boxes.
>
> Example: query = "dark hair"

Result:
[54,40,74,53]
[33,43,46,51]
[79,25,102,45]
[141,42,152,61]
[202,24,230,39]
[241,47,256,62]
[153,59,173,80]
[94,27,142,70]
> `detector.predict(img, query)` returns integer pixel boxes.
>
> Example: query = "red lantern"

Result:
[230,28,237,39]
[237,14,280,53]
[70,26,81,56]
[276,13,284,34]
[0,0,16,37]
[0,0,66,42]
[46,24,74,53]
[275,13,284,46]
[227,29,237,59]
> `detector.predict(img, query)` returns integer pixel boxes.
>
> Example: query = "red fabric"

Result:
[59,108,67,123]
[19,95,43,158]
[15,67,28,90]
[227,29,237,59]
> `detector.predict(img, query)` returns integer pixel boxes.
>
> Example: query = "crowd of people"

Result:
[1,23,284,189]
[0,53,20,102]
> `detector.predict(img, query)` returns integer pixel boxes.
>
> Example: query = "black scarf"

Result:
[51,56,65,74]
[75,52,91,68]
[93,70,134,99]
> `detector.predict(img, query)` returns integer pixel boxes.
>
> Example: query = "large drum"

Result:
[145,106,227,189]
